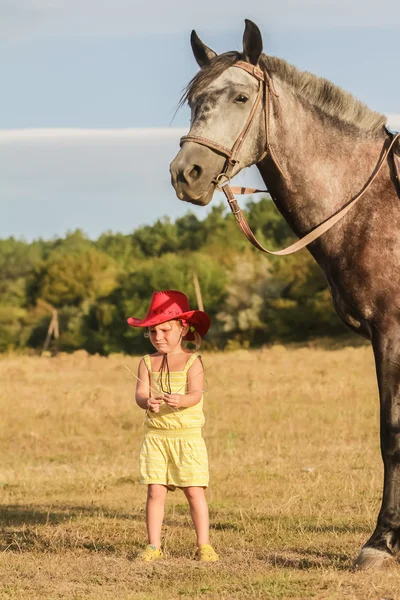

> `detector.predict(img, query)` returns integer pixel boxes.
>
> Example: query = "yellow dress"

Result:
[139,352,209,490]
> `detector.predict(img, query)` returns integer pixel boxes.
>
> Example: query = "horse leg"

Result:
[355,324,400,569]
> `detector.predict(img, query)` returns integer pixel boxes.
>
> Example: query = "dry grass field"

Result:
[1,344,400,599]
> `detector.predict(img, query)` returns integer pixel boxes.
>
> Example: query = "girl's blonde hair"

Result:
[144,320,202,350]
[188,328,202,351]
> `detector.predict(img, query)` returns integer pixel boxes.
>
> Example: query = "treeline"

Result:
[0,199,346,354]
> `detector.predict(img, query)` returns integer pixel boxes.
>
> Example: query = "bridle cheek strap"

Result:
[180,62,265,181]
[180,61,400,256]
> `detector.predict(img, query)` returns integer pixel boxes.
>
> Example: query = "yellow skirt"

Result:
[139,428,209,490]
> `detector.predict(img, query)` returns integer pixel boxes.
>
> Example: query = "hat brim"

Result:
[127,309,210,340]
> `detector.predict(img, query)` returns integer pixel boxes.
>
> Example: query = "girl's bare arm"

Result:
[135,359,151,410]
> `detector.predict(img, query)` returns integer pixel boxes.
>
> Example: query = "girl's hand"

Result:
[162,393,181,409]
[147,396,162,413]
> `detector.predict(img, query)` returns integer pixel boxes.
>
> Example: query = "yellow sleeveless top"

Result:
[143,352,205,431]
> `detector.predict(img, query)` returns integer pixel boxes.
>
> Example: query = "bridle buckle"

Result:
[214,173,231,191]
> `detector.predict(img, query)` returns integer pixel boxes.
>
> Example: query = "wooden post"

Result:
[53,309,59,340]
[41,306,59,354]
[193,272,204,312]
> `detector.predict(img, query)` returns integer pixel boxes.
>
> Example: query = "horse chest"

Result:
[326,276,372,337]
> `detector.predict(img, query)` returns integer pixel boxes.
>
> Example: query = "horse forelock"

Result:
[181,50,386,137]
[180,52,241,107]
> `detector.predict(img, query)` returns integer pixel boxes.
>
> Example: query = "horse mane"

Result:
[182,52,386,136]
[260,55,386,136]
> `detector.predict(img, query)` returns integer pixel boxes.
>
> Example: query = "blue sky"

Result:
[1,0,399,240]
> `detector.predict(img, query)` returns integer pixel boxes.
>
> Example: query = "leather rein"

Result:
[180,60,400,256]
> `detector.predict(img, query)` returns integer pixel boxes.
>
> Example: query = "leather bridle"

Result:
[179,61,400,256]
[180,61,276,185]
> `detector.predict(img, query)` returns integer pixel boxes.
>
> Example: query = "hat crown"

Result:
[146,290,190,319]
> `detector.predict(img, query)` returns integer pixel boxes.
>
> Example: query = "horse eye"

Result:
[235,94,249,103]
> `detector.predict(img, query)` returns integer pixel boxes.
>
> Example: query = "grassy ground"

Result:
[1,345,399,599]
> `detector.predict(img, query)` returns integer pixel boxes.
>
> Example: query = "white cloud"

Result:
[0,128,187,142]
[1,0,399,41]
[0,127,190,239]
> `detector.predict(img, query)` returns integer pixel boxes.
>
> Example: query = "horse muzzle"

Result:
[169,142,225,206]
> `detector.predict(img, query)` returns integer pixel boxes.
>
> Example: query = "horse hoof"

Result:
[353,547,394,571]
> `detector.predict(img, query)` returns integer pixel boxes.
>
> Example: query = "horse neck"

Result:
[257,78,386,236]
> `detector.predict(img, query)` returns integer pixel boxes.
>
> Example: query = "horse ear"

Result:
[190,30,217,68]
[242,19,263,65]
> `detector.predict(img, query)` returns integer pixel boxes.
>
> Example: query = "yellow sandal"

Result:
[137,544,163,562]
[195,544,219,562]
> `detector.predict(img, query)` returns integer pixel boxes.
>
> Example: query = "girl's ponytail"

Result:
[191,329,202,350]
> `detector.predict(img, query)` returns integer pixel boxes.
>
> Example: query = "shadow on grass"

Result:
[301,522,369,535]
[0,504,217,555]
[212,521,240,531]
[0,530,119,554]
[0,503,144,554]
[0,503,141,526]
[0,505,368,569]
[256,514,370,535]
[263,548,352,571]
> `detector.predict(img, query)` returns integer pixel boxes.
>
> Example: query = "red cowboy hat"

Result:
[127,290,210,340]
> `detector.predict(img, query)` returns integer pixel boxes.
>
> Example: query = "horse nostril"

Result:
[182,164,202,184]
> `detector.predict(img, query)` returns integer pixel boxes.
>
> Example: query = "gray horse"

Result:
[170,20,400,569]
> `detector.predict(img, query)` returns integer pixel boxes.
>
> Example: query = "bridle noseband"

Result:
[179,61,400,256]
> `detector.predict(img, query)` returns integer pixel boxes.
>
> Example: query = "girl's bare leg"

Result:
[182,486,209,546]
[146,484,168,547]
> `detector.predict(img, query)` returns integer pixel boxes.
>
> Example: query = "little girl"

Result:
[128,290,218,562]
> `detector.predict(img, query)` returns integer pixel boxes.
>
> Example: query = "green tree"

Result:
[175,213,205,251]
[0,198,351,354]
[217,252,271,346]
[262,252,344,340]
[0,305,28,351]
[132,218,179,257]
[45,229,93,258]
[38,249,119,308]
[246,196,294,248]
[96,232,140,267]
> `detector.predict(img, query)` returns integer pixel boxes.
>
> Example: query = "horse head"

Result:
[170,20,268,206]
